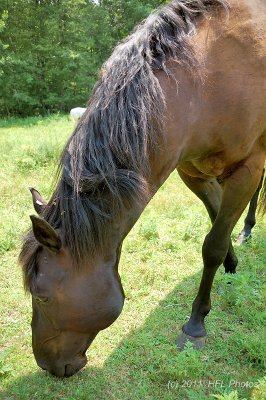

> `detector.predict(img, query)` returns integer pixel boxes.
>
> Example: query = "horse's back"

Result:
[226,0,266,65]
[203,0,266,148]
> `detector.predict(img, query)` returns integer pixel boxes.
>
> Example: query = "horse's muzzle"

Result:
[38,355,88,378]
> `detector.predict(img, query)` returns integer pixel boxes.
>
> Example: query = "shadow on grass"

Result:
[1,261,265,400]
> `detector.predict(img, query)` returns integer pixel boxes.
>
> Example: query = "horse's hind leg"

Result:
[177,152,265,350]
[177,169,238,273]
[237,169,265,244]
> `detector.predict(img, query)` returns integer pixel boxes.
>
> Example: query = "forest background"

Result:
[0,0,167,117]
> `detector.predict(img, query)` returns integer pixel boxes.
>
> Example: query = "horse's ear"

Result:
[29,187,47,215]
[30,215,62,252]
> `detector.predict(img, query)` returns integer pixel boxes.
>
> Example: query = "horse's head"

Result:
[21,189,124,377]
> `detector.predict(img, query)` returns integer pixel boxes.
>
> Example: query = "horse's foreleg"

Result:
[177,152,265,350]
[177,169,238,273]
[237,168,265,244]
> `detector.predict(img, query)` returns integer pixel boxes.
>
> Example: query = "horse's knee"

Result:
[202,234,228,267]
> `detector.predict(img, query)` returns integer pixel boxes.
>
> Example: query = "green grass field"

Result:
[0,116,265,400]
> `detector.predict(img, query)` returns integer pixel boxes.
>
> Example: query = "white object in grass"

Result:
[70,107,86,122]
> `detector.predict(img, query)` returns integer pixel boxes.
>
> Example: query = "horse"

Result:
[19,0,266,377]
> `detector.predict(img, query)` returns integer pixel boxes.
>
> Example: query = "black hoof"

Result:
[224,254,238,274]
[176,331,206,350]
[224,266,237,274]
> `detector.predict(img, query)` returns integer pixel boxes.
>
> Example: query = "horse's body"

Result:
[155,7,266,186]
[20,0,266,377]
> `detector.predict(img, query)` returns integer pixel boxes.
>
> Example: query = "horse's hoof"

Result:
[176,331,206,350]
[224,253,238,274]
[224,267,237,274]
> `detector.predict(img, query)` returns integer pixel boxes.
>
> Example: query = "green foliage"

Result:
[139,220,159,241]
[251,377,266,400]
[16,141,61,173]
[0,0,167,117]
[0,348,13,376]
[213,391,240,400]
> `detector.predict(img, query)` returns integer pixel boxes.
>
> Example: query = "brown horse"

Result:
[20,0,266,377]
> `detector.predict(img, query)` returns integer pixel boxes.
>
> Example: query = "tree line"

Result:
[0,0,166,117]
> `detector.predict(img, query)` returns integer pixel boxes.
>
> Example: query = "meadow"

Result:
[0,115,265,400]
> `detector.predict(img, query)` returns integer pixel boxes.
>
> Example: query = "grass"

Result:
[0,115,265,400]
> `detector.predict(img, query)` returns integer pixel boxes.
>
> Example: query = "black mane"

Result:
[20,0,228,290]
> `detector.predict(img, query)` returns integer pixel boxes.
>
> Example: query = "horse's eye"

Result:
[35,296,49,303]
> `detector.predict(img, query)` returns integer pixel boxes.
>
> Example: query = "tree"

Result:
[0,0,168,117]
